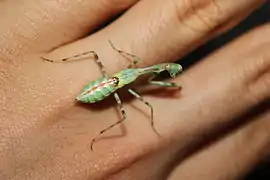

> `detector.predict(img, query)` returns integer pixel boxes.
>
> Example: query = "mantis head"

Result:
[165,63,183,78]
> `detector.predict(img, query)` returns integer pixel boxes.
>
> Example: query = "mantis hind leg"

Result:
[128,89,160,137]
[109,40,141,68]
[90,92,126,151]
[41,51,108,77]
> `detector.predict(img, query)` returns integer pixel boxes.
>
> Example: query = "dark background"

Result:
[179,2,270,180]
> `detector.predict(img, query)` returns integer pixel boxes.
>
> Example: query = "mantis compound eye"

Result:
[167,63,183,78]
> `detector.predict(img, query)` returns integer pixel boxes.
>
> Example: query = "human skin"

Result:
[0,0,269,180]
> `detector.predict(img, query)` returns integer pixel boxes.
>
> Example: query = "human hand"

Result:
[0,1,269,180]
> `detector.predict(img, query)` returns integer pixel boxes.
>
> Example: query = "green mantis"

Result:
[41,41,183,150]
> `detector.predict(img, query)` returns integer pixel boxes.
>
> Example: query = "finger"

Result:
[154,24,270,154]
[47,0,265,72]
[103,0,264,64]
[0,0,139,56]
[168,106,270,180]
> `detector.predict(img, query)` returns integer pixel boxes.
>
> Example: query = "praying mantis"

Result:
[41,41,183,150]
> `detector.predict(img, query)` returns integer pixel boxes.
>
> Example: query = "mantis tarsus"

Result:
[41,41,183,150]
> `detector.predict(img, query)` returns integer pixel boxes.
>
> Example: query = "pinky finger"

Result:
[168,107,270,180]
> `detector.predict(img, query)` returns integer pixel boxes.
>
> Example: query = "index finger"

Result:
[0,0,139,54]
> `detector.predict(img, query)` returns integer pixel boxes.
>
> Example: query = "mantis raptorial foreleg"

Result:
[148,73,182,89]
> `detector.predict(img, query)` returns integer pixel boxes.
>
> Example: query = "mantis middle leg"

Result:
[128,88,160,136]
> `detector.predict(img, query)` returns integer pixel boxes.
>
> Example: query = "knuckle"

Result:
[235,25,270,103]
[249,70,270,101]
[243,46,270,103]
[171,0,224,33]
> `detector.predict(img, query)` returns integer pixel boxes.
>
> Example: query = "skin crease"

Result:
[0,0,269,180]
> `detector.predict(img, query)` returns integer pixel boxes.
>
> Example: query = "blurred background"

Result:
[179,2,270,180]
